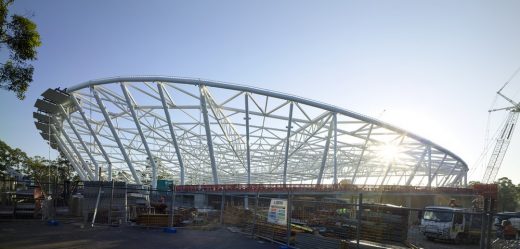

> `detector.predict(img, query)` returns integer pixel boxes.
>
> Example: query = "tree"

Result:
[0,139,28,173]
[0,0,41,100]
[1,139,78,183]
[496,177,519,212]
[468,181,481,186]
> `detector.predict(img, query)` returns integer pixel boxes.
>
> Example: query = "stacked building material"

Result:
[136,214,170,227]
[347,204,409,243]
[82,181,127,225]
[222,205,253,226]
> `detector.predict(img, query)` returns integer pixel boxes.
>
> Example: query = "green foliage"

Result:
[25,155,76,185]
[496,177,520,212]
[468,180,481,186]
[0,139,77,183]
[0,59,33,98]
[0,139,28,172]
[0,0,40,100]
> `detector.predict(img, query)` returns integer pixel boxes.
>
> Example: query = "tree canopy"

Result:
[0,138,28,172]
[468,178,520,212]
[496,177,520,212]
[0,0,41,100]
[0,139,77,184]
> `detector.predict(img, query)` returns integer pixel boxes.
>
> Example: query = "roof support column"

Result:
[157,83,185,185]
[351,124,374,184]
[379,162,393,186]
[333,113,338,185]
[441,162,458,187]
[428,154,447,187]
[71,94,112,181]
[199,85,218,184]
[121,83,158,189]
[404,148,428,186]
[59,105,100,180]
[50,125,94,180]
[52,122,94,180]
[451,168,465,186]
[427,146,432,188]
[53,133,87,181]
[93,87,141,185]
[283,102,294,186]
[317,118,334,185]
[245,93,251,185]
[379,136,405,186]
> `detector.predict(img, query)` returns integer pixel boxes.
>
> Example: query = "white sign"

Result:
[267,198,287,225]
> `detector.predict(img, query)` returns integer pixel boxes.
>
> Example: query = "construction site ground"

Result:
[407,225,479,249]
[0,220,278,249]
[0,219,497,249]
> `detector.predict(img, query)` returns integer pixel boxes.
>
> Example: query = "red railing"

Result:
[173,183,479,194]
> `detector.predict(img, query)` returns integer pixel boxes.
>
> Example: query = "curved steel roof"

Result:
[34,76,468,188]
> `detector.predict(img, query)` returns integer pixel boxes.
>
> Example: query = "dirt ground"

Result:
[0,220,279,249]
[407,225,480,249]
[3,220,514,249]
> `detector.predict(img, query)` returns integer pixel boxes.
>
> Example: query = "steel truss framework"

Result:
[34,76,468,188]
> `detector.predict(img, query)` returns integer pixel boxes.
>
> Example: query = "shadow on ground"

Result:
[0,220,279,249]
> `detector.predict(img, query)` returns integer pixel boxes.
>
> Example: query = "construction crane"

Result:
[481,70,520,183]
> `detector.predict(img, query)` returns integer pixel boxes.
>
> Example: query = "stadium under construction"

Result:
[34,76,469,189]
[0,76,505,249]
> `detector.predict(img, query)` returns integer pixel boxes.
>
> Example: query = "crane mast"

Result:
[481,111,518,183]
[481,87,520,183]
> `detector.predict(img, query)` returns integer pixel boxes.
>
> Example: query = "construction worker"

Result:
[449,199,458,207]
[502,220,517,240]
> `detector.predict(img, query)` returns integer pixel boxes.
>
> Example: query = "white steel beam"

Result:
[92,86,142,185]
[59,105,100,180]
[202,87,246,169]
[427,146,432,188]
[405,148,428,186]
[429,154,447,187]
[317,118,333,185]
[52,122,94,180]
[53,133,87,181]
[245,93,251,185]
[276,114,332,167]
[71,94,113,180]
[199,85,219,184]
[351,124,374,183]
[450,167,466,186]
[121,83,158,189]
[333,113,338,185]
[157,83,185,185]
[441,161,458,187]
[283,102,294,185]
[379,136,406,185]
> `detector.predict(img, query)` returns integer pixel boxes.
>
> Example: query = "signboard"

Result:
[267,198,287,225]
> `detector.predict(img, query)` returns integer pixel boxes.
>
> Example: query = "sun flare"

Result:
[378,143,402,162]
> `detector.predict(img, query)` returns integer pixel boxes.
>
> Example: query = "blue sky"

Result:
[1,0,520,183]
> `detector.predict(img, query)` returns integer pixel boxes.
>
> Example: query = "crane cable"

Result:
[498,66,520,93]
[469,111,508,179]
[469,66,520,179]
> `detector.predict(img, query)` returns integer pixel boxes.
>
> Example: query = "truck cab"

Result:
[420,206,480,243]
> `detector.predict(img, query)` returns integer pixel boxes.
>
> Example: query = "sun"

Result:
[378,143,403,163]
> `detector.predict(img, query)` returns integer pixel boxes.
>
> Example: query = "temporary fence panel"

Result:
[2,179,519,249]
[82,181,127,225]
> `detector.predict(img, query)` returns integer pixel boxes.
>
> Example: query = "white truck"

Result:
[420,206,481,244]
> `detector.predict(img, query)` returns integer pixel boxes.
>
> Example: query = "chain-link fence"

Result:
[0,178,70,219]
[1,179,519,249]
